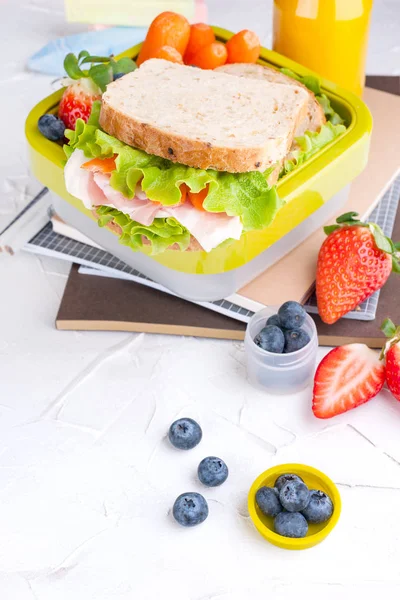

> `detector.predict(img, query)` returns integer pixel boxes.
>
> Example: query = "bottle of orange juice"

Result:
[273,0,374,96]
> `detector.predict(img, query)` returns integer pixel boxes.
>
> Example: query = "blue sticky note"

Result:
[27,27,147,76]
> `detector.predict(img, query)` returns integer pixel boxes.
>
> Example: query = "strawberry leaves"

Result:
[64,53,86,80]
[381,318,398,339]
[324,212,400,273]
[89,63,114,92]
[380,318,400,360]
[63,51,137,92]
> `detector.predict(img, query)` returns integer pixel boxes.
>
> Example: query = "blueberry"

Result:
[280,480,310,512]
[198,456,228,487]
[278,301,306,330]
[173,492,209,527]
[275,473,304,491]
[254,325,285,353]
[255,486,282,517]
[301,489,334,524]
[266,314,281,328]
[168,418,202,450]
[274,512,308,538]
[113,72,125,80]
[283,329,311,353]
[38,114,66,141]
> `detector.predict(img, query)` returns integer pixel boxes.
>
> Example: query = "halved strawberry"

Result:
[57,51,137,130]
[381,318,400,401]
[312,344,385,419]
[59,79,101,130]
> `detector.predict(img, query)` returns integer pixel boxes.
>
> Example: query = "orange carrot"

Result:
[154,46,183,64]
[226,30,261,64]
[184,23,216,63]
[188,186,208,211]
[187,42,227,70]
[81,156,117,173]
[137,12,190,66]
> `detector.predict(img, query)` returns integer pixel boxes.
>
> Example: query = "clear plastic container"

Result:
[50,187,349,301]
[244,307,318,394]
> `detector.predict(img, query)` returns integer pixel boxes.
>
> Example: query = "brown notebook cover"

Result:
[56,77,400,347]
[57,200,399,347]
[57,263,247,340]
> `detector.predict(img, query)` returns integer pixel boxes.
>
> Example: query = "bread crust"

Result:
[99,100,307,173]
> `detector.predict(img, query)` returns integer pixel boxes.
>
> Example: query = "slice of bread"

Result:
[99,59,309,173]
[216,63,325,137]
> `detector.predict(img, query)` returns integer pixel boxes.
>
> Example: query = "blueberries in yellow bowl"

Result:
[248,464,341,550]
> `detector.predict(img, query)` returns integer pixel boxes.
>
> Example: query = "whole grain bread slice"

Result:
[99,59,309,173]
[216,63,325,137]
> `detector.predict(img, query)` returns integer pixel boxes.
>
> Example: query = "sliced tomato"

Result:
[188,186,208,211]
[81,155,117,173]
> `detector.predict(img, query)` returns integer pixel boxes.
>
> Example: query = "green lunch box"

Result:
[25,27,372,301]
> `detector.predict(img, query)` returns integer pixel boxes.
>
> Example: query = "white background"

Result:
[1,1,400,598]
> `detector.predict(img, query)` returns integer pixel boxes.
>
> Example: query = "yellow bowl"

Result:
[248,464,341,550]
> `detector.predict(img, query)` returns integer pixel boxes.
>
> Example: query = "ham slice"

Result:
[93,172,163,226]
[169,202,242,252]
[64,149,243,252]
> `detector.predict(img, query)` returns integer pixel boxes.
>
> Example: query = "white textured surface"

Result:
[1,0,400,598]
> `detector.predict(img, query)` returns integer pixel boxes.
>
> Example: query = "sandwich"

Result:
[64,58,345,255]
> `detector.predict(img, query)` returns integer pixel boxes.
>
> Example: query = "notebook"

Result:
[65,0,201,26]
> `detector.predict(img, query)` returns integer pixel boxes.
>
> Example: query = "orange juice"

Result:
[273,0,374,96]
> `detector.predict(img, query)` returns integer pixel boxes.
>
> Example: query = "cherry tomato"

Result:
[154,46,183,64]
[187,42,228,70]
[137,12,190,66]
[184,23,216,63]
[188,186,209,211]
[226,30,261,64]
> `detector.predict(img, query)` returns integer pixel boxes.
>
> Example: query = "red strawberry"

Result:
[58,79,101,130]
[57,51,137,130]
[316,212,400,325]
[312,344,385,419]
[387,343,400,401]
[381,318,400,401]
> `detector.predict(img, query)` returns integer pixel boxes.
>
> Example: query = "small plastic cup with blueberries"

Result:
[244,301,318,394]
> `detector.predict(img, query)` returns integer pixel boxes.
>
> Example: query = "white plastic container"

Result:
[50,187,349,301]
[244,307,318,394]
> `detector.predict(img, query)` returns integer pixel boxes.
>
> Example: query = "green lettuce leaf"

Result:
[96,206,191,254]
[281,122,346,176]
[315,93,345,125]
[280,68,321,95]
[203,171,281,231]
[280,68,344,125]
[65,120,281,231]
